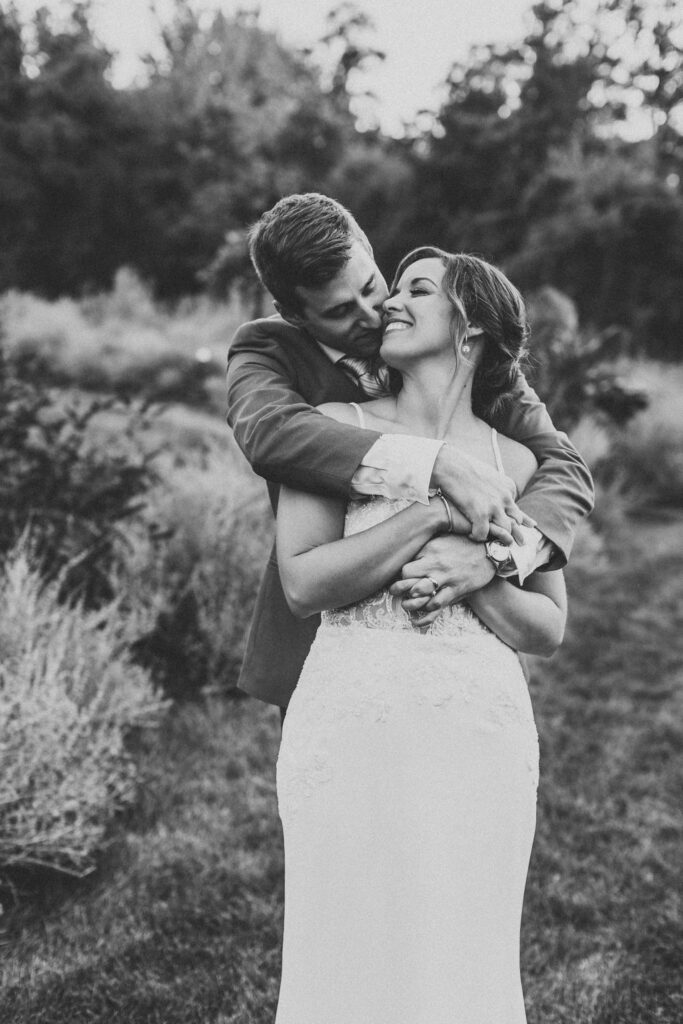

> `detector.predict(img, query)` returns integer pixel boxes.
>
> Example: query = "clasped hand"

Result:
[389,531,497,628]
[433,445,534,545]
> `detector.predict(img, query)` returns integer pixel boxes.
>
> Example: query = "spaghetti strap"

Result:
[349,401,366,429]
[490,428,505,475]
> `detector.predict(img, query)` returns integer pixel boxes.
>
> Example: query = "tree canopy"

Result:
[0,0,680,356]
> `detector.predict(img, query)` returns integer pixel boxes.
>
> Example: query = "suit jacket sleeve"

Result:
[226,322,381,497]
[491,375,595,567]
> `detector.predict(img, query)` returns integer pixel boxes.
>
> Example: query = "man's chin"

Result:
[347,335,382,359]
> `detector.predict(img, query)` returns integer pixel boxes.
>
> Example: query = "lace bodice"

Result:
[321,495,493,642]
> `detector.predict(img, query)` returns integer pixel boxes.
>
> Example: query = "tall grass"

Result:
[118,440,272,695]
[0,269,253,410]
[0,545,166,877]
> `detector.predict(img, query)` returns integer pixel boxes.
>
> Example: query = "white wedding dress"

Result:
[276,421,539,1024]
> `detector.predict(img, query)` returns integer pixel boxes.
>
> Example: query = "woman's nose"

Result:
[382,294,401,315]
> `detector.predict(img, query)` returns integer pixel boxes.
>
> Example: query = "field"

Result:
[1,286,682,1023]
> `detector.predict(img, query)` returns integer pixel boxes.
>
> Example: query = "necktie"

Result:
[337,355,392,398]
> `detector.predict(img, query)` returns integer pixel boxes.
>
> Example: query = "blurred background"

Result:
[1,2,682,1022]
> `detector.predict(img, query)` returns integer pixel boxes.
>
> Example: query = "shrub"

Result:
[0,352,155,604]
[0,545,166,877]
[588,362,683,518]
[0,271,239,410]
[118,443,272,698]
[527,287,648,431]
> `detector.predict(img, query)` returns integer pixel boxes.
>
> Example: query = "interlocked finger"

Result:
[411,584,459,625]
[409,576,441,599]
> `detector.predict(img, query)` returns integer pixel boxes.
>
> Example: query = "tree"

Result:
[420,0,683,354]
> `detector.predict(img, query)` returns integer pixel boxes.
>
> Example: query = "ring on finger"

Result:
[425,575,440,596]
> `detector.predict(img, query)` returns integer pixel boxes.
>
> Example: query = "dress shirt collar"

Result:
[315,341,347,364]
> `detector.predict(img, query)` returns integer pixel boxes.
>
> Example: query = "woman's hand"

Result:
[388,533,497,625]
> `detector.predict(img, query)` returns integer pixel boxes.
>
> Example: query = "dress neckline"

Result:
[349,402,505,476]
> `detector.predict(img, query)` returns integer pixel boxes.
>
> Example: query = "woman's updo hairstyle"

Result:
[390,247,530,418]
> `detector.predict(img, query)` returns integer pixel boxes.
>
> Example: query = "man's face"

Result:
[282,240,388,358]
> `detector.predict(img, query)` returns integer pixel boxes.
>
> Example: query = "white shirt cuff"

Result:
[351,435,445,504]
[497,526,553,584]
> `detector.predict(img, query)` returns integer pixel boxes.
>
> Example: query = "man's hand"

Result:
[388,534,495,626]
[432,445,535,544]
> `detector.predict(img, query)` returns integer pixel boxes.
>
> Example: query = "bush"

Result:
[588,362,683,518]
[118,443,272,698]
[526,287,648,431]
[0,545,166,877]
[0,353,155,604]
[0,270,239,410]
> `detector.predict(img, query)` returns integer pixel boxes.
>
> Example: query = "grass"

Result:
[1,514,681,1023]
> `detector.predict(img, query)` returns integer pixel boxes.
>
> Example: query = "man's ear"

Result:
[274,300,306,329]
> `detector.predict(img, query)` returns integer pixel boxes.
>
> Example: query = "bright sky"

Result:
[12,0,533,134]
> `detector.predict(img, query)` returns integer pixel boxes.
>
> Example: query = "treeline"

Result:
[0,0,681,357]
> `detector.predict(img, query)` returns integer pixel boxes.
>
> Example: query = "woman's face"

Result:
[379,257,455,367]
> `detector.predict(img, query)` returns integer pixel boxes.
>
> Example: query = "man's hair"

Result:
[248,193,372,314]
[391,247,530,419]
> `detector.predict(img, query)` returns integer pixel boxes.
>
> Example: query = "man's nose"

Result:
[358,299,383,328]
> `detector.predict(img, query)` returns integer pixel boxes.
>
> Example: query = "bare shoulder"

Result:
[497,433,539,494]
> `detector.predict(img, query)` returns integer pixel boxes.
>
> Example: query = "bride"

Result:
[274,248,568,1024]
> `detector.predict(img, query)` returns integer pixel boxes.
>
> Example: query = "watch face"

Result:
[489,542,509,561]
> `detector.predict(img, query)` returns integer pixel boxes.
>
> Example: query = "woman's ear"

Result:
[460,325,484,359]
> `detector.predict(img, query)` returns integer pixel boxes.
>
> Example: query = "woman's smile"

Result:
[383,318,412,334]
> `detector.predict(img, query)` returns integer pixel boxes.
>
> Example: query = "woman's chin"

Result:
[379,339,404,369]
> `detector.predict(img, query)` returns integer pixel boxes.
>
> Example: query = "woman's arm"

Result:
[466,570,567,657]
[276,486,451,619]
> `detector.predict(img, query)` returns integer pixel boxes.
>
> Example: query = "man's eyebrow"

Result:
[321,298,353,316]
[321,273,375,316]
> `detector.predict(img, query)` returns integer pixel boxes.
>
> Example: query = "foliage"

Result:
[526,286,649,429]
[0,269,227,408]
[0,544,166,877]
[0,349,155,603]
[0,0,682,358]
[593,374,683,512]
[119,442,272,699]
[422,0,683,357]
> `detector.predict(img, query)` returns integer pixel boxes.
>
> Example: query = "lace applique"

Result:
[322,496,493,642]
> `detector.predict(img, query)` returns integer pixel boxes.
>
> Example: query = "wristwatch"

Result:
[485,540,515,575]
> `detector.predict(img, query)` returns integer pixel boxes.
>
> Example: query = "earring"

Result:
[462,343,471,356]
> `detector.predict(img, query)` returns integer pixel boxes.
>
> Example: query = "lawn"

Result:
[1,508,682,1023]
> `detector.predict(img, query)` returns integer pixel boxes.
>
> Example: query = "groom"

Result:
[227,193,594,712]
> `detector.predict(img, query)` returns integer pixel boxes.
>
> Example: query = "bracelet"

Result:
[435,488,453,533]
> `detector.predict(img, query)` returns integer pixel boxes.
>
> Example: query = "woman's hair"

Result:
[391,247,530,418]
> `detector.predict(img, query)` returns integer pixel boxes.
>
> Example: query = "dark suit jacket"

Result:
[227,315,594,708]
